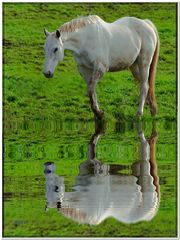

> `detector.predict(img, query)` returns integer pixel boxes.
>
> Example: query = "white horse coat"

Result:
[44,16,159,118]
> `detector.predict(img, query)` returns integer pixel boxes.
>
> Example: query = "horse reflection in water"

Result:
[44,123,160,225]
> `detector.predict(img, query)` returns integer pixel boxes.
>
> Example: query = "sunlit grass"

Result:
[3,3,177,122]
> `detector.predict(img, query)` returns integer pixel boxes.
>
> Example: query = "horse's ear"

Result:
[56,30,61,38]
[44,28,50,37]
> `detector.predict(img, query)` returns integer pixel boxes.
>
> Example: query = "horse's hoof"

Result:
[150,107,157,116]
[136,111,142,117]
[151,131,158,138]
[96,110,104,119]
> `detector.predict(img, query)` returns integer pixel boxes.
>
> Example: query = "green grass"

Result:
[3,3,177,122]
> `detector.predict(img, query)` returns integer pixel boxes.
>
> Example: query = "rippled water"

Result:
[4,120,177,237]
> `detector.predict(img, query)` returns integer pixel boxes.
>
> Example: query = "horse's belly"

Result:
[108,39,139,72]
[108,61,130,72]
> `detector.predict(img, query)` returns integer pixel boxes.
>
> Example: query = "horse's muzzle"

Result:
[43,71,53,78]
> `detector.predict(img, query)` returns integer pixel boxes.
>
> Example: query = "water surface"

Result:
[4,119,177,237]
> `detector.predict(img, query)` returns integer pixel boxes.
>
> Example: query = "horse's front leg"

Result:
[88,87,104,119]
[77,63,105,119]
[88,86,104,119]
[87,69,105,119]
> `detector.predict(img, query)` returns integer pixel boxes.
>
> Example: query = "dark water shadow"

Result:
[44,121,160,225]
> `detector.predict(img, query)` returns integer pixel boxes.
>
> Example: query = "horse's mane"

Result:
[59,15,100,33]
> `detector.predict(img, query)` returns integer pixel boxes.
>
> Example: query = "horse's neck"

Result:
[63,31,83,54]
[63,24,99,54]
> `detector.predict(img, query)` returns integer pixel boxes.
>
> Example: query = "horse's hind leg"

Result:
[131,62,152,107]
[130,61,141,82]
[137,56,152,116]
[130,61,151,107]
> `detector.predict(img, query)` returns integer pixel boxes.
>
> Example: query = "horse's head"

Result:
[43,29,64,78]
[44,162,65,211]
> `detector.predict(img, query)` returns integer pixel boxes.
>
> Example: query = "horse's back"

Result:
[104,17,157,72]
[112,17,150,29]
[111,17,157,44]
[106,17,142,71]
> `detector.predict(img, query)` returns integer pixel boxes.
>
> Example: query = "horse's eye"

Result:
[54,48,58,53]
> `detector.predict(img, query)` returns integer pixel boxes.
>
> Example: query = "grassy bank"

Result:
[3,3,177,122]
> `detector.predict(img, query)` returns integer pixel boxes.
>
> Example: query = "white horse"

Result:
[43,15,159,118]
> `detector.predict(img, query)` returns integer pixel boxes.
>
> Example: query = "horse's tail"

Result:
[145,20,160,116]
[148,122,160,199]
